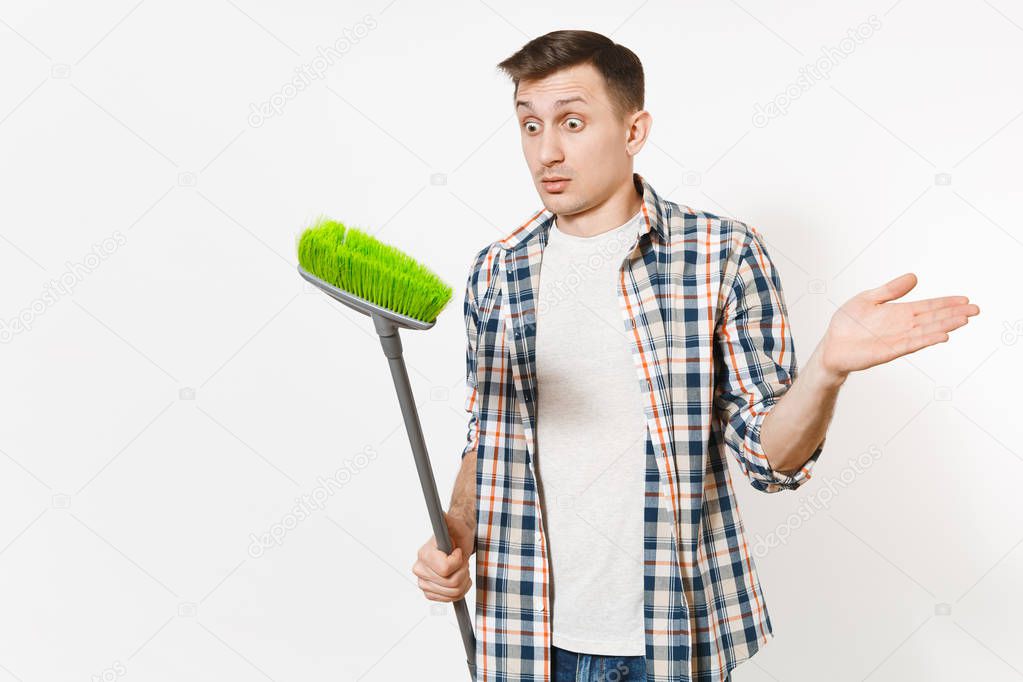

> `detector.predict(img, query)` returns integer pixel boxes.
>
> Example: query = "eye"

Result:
[523,121,540,133]
[565,117,583,130]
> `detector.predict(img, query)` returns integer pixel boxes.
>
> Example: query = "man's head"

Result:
[497,30,651,217]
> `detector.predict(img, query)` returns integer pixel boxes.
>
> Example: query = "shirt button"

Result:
[535,531,542,543]
[537,598,546,612]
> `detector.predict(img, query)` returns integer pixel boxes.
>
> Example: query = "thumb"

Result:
[447,547,464,571]
[867,272,917,303]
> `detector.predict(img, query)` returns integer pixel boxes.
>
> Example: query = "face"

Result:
[515,62,651,216]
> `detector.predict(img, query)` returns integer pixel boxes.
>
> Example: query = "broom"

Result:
[296,217,476,679]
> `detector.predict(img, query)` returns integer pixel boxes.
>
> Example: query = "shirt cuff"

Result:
[745,400,824,493]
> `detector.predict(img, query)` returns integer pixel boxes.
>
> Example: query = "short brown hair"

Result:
[496,30,644,121]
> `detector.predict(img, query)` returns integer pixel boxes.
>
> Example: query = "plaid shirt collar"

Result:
[496,172,670,253]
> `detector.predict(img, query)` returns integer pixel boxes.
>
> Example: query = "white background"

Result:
[0,1,1019,680]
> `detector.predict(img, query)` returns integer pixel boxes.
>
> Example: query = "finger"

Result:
[893,330,949,357]
[418,571,471,600]
[417,573,469,598]
[897,319,960,354]
[915,315,970,338]
[912,296,973,319]
[414,558,467,587]
[420,547,466,580]
[434,546,464,576]
[867,272,917,303]
[419,541,460,565]
[913,303,980,326]
[423,584,469,602]
[412,559,447,583]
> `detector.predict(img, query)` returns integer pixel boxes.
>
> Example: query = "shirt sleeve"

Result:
[461,255,482,460]
[714,225,825,493]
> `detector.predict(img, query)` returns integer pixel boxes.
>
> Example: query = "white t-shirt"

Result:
[534,208,648,655]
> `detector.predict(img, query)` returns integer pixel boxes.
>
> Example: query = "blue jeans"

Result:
[551,645,646,681]
[551,645,732,681]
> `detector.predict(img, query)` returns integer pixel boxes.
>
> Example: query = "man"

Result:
[412,30,979,682]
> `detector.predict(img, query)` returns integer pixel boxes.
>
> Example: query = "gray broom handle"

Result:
[373,314,477,680]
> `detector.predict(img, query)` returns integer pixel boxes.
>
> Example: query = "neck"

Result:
[554,175,643,238]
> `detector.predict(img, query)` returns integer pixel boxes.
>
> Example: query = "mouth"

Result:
[541,178,570,192]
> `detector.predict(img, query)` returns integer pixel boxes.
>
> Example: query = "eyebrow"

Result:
[515,96,588,113]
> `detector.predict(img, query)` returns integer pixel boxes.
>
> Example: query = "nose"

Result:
[537,128,563,168]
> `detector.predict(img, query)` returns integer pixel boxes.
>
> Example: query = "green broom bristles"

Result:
[297,217,454,324]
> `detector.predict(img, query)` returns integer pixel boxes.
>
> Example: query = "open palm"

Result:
[819,273,981,378]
